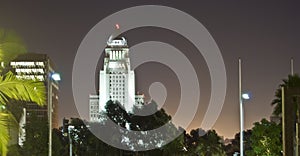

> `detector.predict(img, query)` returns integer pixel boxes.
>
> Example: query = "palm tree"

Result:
[0,28,46,156]
[271,74,300,116]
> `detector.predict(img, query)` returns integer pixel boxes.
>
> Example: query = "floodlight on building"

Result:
[51,73,61,81]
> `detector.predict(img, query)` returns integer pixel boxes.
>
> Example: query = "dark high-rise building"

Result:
[9,53,59,145]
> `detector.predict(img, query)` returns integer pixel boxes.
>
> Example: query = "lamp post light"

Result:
[239,58,251,156]
[242,93,250,100]
[48,72,61,156]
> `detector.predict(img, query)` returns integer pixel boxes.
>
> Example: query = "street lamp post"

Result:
[282,86,286,155]
[68,125,74,156]
[239,58,244,156]
[239,58,250,156]
[48,72,61,156]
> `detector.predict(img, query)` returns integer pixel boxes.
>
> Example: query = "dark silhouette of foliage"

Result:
[272,74,300,116]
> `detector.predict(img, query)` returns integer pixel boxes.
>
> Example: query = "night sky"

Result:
[0,1,299,138]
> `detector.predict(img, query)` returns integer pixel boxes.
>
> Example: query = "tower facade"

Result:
[89,37,144,122]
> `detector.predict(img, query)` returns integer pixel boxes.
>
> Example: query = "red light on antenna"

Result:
[115,24,120,29]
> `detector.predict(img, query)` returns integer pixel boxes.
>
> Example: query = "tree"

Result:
[184,128,225,155]
[52,128,65,156]
[271,74,300,116]
[69,118,91,155]
[7,144,21,156]
[162,131,186,156]
[21,114,48,156]
[198,130,225,156]
[86,100,184,155]
[271,74,300,155]
[59,117,122,156]
[246,119,282,156]
[0,28,46,156]
[225,130,252,156]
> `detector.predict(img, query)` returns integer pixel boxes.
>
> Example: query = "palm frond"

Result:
[0,112,9,156]
[271,74,300,116]
[0,111,18,156]
[0,72,46,106]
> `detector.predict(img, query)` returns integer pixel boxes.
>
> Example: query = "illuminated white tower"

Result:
[100,36,136,112]
[89,34,144,122]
